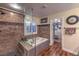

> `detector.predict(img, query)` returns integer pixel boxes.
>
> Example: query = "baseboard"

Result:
[62,47,77,55]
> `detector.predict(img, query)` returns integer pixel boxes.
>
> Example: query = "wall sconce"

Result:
[0,10,5,15]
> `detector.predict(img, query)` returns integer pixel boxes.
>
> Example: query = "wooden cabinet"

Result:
[17,43,24,56]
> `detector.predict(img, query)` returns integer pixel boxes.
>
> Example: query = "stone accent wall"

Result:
[37,24,50,39]
[0,8,24,23]
[0,8,24,55]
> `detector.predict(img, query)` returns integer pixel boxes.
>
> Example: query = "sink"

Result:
[22,39,35,47]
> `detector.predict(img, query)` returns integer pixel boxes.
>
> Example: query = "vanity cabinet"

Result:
[17,42,36,56]
[17,39,49,56]
[17,43,27,56]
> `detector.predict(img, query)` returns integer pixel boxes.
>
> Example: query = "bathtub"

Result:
[19,37,49,56]
[31,37,49,47]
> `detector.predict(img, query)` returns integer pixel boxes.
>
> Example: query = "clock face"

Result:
[66,15,79,25]
[68,17,77,23]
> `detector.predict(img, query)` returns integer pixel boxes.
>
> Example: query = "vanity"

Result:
[17,37,49,56]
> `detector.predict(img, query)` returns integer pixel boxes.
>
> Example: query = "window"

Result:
[30,21,36,32]
[24,15,37,35]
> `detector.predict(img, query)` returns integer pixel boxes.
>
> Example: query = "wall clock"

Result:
[66,15,79,25]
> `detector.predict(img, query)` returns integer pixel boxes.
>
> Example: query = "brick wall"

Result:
[0,8,24,55]
[37,24,50,39]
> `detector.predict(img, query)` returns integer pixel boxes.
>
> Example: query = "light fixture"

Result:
[42,4,48,8]
[9,3,21,10]
[10,12,14,15]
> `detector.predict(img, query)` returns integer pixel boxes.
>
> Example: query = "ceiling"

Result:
[0,3,79,17]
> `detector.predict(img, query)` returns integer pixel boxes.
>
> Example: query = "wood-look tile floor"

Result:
[38,42,73,56]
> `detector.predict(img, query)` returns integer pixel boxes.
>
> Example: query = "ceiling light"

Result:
[10,12,14,15]
[9,3,21,10]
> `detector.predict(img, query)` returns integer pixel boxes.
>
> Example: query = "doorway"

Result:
[53,19,62,43]
[50,18,62,46]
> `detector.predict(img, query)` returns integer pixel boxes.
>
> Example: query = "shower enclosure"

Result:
[18,8,49,56]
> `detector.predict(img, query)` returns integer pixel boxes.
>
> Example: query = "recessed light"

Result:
[9,3,21,10]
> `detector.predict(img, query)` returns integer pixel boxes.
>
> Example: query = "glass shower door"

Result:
[24,8,37,56]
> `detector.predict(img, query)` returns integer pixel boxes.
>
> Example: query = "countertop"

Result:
[19,41,34,51]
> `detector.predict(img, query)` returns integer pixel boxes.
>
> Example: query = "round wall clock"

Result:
[66,15,79,25]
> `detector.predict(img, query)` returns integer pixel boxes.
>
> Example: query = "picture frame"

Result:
[41,17,48,23]
[65,27,76,35]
